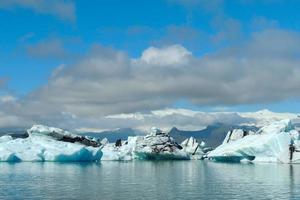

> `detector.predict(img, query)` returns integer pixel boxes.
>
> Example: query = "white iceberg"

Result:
[133,127,189,160]
[222,129,255,144]
[28,125,100,147]
[208,119,300,163]
[100,127,190,160]
[0,135,13,143]
[0,125,103,162]
[100,138,109,146]
[101,137,139,161]
[180,137,205,160]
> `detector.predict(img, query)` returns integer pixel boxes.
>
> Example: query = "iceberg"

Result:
[0,125,208,162]
[101,137,138,161]
[28,125,101,147]
[100,127,192,160]
[0,135,13,143]
[180,137,205,160]
[222,129,255,144]
[0,125,103,162]
[208,119,300,163]
[133,127,189,160]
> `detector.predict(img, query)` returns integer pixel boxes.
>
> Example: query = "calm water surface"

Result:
[0,161,300,200]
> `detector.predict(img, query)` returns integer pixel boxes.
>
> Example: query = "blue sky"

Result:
[1,0,300,130]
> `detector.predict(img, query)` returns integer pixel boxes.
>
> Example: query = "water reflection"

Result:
[1,161,300,199]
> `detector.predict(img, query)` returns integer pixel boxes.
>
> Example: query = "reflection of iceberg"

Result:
[208,119,300,163]
[0,125,102,162]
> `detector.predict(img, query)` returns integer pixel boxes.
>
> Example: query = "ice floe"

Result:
[180,137,205,160]
[208,119,300,163]
[0,125,102,162]
[101,127,207,160]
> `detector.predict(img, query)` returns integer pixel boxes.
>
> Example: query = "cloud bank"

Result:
[1,28,300,130]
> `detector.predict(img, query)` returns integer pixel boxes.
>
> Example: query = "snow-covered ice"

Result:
[3,119,297,163]
[0,125,206,162]
[101,136,139,161]
[208,119,300,163]
[0,125,102,162]
[133,127,189,160]
[180,137,205,160]
[0,135,13,143]
[222,129,255,144]
[100,127,199,160]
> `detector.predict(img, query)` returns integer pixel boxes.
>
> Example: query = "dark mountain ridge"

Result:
[169,123,258,148]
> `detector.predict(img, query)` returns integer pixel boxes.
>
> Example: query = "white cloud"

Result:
[103,108,249,132]
[106,113,145,121]
[1,29,300,130]
[0,95,16,103]
[0,109,33,129]
[137,45,192,66]
[0,0,76,22]
[103,108,300,132]
[150,108,201,117]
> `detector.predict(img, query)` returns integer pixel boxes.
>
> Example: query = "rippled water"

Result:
[1,161,300,200]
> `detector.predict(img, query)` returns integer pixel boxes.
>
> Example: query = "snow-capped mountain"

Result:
[104,108,300,132]
[238,109,299,127]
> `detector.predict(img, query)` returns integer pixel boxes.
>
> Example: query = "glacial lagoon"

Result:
[1,161,300,200]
